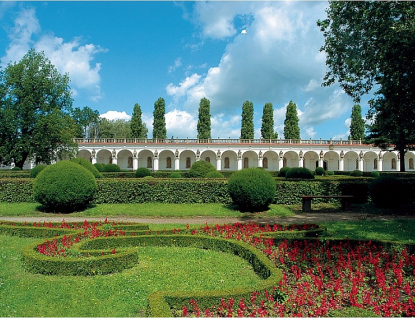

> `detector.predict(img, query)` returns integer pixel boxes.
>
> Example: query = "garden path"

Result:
[1,211,414,225]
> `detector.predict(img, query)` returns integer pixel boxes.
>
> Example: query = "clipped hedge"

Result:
[0,178,35,202]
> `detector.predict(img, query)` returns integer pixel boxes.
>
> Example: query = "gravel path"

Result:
[1,211,413,225]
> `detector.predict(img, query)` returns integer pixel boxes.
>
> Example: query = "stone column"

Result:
[132,150,138,170]
[278,151,284,170]
[91,149,97,165]
[111,149,117,165]
[196,149,201,162]
[358,151,364,171]
[378,151,383,171]
[319,151,324,168]
[299,150,304,168]
[258,151,263,168]
[153,150,159,171]
[216,150,222,171]
[174,149,180,170]
[338,151,344,171]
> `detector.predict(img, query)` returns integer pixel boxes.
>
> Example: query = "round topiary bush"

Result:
[29,164,47,178]
[103,164,121,172]
[33,161,97,212]
[206,171,225,179]
[94,163,105,172]
[228,168,276,212]
[327,171,335,176]
[315,167,325,176]
[11,166,21,171]
[278,167,291,177]
[169,171,182,178]
[350,169,363,177]
[70,157,103,178]
[369,175,405,208]
[135,167,151,178]
[285,167,314,179]
[188,160,216,178]
[370,171,380,178]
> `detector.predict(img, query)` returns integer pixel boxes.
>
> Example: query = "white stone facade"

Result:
[74,138,415,172]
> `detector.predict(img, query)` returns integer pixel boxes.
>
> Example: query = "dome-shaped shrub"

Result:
[285,167,314,179]
[206,171,225,179]
[11,166,21,171]
[103,163,121,172]
[278,167,291,177]
[136,167,151,178]
[169,171,182,178]
[315,167,325,176]
[188,160,216,178]
[30,164,47,178]
[70,157,103,178]
[228,168,276,212]
[350,169,363,177]
[369,175,405,208]
[94,163,105,172]
[33,161,97,212]
[370,171,380,178]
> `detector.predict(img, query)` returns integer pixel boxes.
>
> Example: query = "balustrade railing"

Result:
[73,138,364,145]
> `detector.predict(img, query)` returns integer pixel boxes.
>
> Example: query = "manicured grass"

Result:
[0,235,261,317]
[0,202,295,218]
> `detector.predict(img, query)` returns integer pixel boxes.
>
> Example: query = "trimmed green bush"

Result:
[278,167,291,177]
[315,167,325,176]
[285,167,314,179]
[326,171,335,176]
[70,157,103,178]
[135,167,151,178]
[169,172,182,178]
[370,171,380,178]
[228,168,276,212]
[103,163,121,172]
[29,164,47,178]
[11,166,22,171]
[33,161,97,212]
[94,163,105,172]
[350,169,363,177]
[369,175,405,208]
[205,171,224,179]
[188,160,216,178]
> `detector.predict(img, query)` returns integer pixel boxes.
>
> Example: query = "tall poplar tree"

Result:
[240,100,254,140]
[261,102,278,140]
[349,104,365,141]
[283,100,300,140]
[152,97,167,139]
[197,97,211,140]
[130,103,148,138]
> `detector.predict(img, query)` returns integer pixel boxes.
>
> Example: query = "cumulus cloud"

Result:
[100,111,131,121]
[1,7,107,102]
[166,73,201,101]
[165,109,197,138]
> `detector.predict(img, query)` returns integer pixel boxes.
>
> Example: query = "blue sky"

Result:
[0,1,372,140]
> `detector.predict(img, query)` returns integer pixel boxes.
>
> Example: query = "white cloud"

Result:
[165,109,197,138]
[168,57,182,74]
[2,7,107,103]
[100,111,131,121]
[166,73,201,101]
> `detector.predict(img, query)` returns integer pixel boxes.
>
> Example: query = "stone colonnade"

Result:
[76,141,415,172]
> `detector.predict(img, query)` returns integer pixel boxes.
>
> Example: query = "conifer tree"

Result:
[283,100,300,140]
[261,102,278,140]
[130,103,148,138]
[152,97,167,139]
[197,97,211,140]
[349,104,365,141]
[240,100,254,140]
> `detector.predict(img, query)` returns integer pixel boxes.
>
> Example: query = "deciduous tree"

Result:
[0,49,77,169]
[152,97,167,139]
[318,1,415,171]
[283,100,300,140]
[72,106,99,138]
[197,97,211,140]
[240,100,254,140]
[261,102,278,140]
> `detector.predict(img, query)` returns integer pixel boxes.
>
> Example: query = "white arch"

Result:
[304,151,319,171]
[180,150,196,170]
[138,150,154,169]
[284,151,299,168]
[323,151,340,171]
[363,151,378,172]
[242,150,258,168]
[159,150,175,170]
[344,151,359,172]
[77,149,91,162]
[263,150,279,171]
[221,150,237,171]
[96,149,112,165]
[117,149,133,170]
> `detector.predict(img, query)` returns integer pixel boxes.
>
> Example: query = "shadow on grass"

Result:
[35,204,98,214]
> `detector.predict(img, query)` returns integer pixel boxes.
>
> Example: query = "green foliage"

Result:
[370,171,380,178]
[11,166,22,171]
[130,103,148,138]
[0,178,35,202]
[29,165,47,178]
[70,157,103,178]
[261,102,278,140]
[350,170,363,177]
[188,160,216,178]
[94,163,105,172]
[33,161,97,212]
[315,167,325,176]
[197,97,211,140]
[240,100,254,139]
[228,168,276,212]
[329,307,381,317]
[327,171,335,176]
[206,171,224,179]
[283,100,300,139]
[90,118,132,138]
[152,97,167,139]
[103,164,121,172]
[278,167,291,177]
[135,167,151,178]
[169,172,182,178]
[285,167,314,179]
[0,49,76,169]
[71,106,99,138]
[349,104,365,140]
[369,175,405,208]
